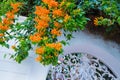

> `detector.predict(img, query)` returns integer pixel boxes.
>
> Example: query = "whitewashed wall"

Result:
[0,49,50,80]
[0,16,120,80]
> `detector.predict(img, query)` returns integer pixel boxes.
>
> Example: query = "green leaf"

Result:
[4,43,9,48]
[66,34,73,40]
[60,40,67,46]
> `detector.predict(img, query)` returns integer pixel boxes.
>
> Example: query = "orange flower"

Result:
[64,14,70,22]
[35,55,42,62]
[38,31,45,36]
[12,8,20,13]
[10,2,22,14]
[53,9,63,17]
[0,26,9,30]
[40,15,50,22]
[6,11,15,19]
[42,0,58,8]
[2,18,13,26]
[35,20,49,30]
[11,2,22,10]
[49,0,58,8]
[94,18,98,26]
[34,17,40,23]
[30,33,42,42]
[42,0,50,4]
[0,33,4,37]
[46,43,53,48]
[38,20,49,27]
[46,42,62,51]
[34,6,49,16]
[54,21,62,29]
[35,47,45,55]
[54,42,62,51]
[0,22,2,26]
[51,28,62,36]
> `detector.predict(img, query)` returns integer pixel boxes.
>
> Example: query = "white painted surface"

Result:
[0,51,50,80]
[0,16,120,80]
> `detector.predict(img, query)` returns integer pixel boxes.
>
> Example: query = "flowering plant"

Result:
[0,0,87,65]
[1,0,120,65]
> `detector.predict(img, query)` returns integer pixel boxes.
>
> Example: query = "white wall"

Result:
[0,16,120,80]
[0,49,50,80]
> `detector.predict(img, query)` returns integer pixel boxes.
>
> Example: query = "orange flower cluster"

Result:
[11,2,22,13]
[2,18,13,26]
[34,6,49,16]
[0,33,4,37]
[64,14,71,22]
[54,21,62,29]
[51,28,62,36]
[94,18,98,26]
[1,2,21,28]
[6,11,15,20]
[33,5,51,62]
[39,15,50,22]
[34,6,50,31]
[46,42,62,51]
[35,20,49,30]
[0,23,9,30]
[35,55,42,62]
[94,16,103,26]
[30,33,42,42]
[33,0,68,63]
[35,47,45,55]
[53,9,63,17]
[42,0,58,8]
[0,2,21,42]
